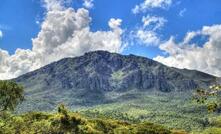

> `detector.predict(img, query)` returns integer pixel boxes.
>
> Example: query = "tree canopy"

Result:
[0,80,24,111]
[193,84,221,112]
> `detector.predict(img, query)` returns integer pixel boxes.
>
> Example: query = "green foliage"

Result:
[193,84,221,112]
[0,105,174,134]
[81,91,211,132]
[0,80,24,111]
[202,127,221,134]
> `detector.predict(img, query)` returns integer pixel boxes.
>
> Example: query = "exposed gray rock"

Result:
[14,51,217,112]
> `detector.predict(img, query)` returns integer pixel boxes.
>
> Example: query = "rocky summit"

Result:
[15,51,217,112]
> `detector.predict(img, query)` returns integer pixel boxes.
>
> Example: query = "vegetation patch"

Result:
[0,105,174,134]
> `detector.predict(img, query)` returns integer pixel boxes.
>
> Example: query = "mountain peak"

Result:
[85,50,113,56]
[15,51,217,111]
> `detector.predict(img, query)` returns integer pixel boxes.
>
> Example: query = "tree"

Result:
[0,80,24,111]
[193,84,221,112]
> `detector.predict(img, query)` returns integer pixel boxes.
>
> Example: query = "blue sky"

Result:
[1,0,221,79]
[1,0,221,57]
[0,0,42,53]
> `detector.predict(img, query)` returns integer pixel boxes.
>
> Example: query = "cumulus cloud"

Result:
[43,0,65,11]
[154,24,221,77]
[131,16,167,46]
[83,0,94,9]
[0,0,123,80]
[135,30,160,45]
[132,0,172,14]
[109,18,122,29]
[0,30,3,38]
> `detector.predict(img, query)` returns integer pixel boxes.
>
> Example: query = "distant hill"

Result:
[14,51,217,112]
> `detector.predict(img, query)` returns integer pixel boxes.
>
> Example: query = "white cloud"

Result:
[0,0,123,80]
[179,8,186,17]
[132,0,172,14]
[183,31,200,44]
[43,0,64,11]
[109,18,122,29]
[83,0,94,9]
[142,15,167,30]
[131,0,169,46]
[0,30,3,38]
[154,24,221,77]
[131,16,167,46]
[136,30,160,45]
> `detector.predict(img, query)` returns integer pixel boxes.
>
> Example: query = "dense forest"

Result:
[0,80,173,134]
[1,80,221,134]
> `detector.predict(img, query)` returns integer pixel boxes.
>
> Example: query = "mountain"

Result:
[14,51,217,112]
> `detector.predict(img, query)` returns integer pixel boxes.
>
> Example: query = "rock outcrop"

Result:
[14,51,217,111]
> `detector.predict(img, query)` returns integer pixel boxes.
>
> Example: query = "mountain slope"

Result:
[14,51,217,112]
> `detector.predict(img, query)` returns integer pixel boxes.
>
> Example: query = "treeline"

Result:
[0,80,178,134]
[0,104,177,134]
[2,80,221,133]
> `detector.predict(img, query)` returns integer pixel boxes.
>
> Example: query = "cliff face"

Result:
[16,51,216,92]
[14,51,217,111]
